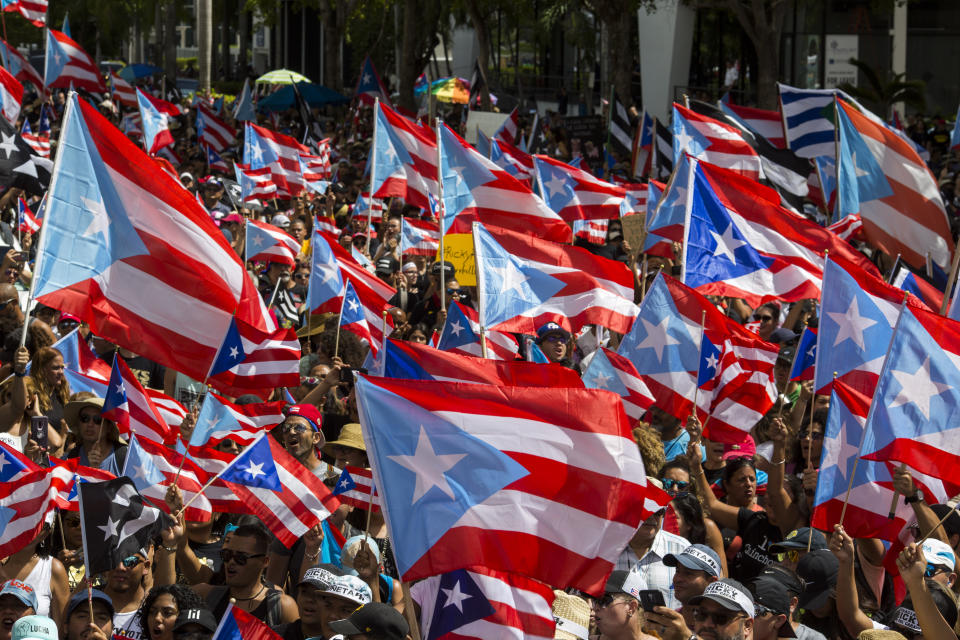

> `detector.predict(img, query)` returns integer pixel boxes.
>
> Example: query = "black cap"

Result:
[328,602,409,640]
[768,528,827,554]
[758,565,804,597]
[173,609,217,634]
[776,344,795,365]
[930,503,960,538]
[376,257,400,276]
[749,577,796,637]
[536,322,571,343]
[65,590,113,619]
[430,261,455,278]
[796,549,838,611]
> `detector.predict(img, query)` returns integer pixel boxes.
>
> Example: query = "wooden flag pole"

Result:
[778,320,807,420]
[918,504,960,543]
[367,97,380,256]
[939,245,960,315]
[691,310,707,415]
[435,118,446,314]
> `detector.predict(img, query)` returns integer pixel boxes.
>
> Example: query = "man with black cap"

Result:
[62,590,114,640]
[794,549,838,640]
[647,578,755,640]
[664,544,724,627]
[170,609,216,640]
[767,528,827,571]
[328,602,408,640]
[756,565,825,640]
[535,322,572,365]
[748,576,796,640]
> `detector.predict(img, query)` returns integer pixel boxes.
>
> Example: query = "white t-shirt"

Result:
[112,609,145,640]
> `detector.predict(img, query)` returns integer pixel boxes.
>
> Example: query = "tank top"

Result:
[23,556,52,617]
[112,609,146,640]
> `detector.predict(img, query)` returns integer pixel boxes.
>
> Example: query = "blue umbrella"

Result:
[118,64,163,81]
[257,82,349,111]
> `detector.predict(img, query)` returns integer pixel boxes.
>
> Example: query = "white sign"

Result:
[464,111,510,145]
[825,35,858,89]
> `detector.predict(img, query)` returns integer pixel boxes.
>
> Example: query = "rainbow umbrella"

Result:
[430,77,470,104]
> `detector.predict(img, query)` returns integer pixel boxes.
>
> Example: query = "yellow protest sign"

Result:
[437,233,476,286]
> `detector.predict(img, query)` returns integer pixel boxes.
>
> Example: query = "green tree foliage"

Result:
[839,57,925,118]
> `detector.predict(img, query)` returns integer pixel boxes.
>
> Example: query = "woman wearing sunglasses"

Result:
[63,392,128,475]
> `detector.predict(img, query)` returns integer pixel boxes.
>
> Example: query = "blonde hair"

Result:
[29,347,70,413]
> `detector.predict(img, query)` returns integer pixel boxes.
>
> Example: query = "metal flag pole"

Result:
[367,97,380,256]
[435,118,447,313]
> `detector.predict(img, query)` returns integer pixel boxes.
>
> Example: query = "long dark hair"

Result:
[671,493,707,544]
[137,584,205,638]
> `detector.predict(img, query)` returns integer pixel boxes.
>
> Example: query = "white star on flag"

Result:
[387,426,466,504]
[243,462,266,480]
[488,259,530,298]
[441,580,472,612]
[544,174,568,199]
[823,415,860,485]
[448,320,465,337]
[634,316,681,363]
[709,223,748,263]
[229,346,240,360]
[0,453,8,474]
[98,516,120,540]
[827,296,878,352]
[0,133,18,159]
[888,356,951,420]
[591,371,613,388]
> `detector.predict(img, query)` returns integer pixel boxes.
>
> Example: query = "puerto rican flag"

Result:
[17,197,40,233]
[720,100,786,148]
[370,101,438,210]
[145,388,188,432]
[20,120,50,158]
[493,107,519,145]
[412,567,556,640]
[355,375,657,594]
[331,465,380,512]
[110,72,137,109]
[204,316,301,398]
[3,0,45,27]
[354,55,390,105]
[136,87,174,154]
[44,29,105,92]
[244,122,307,198]
[581,347,656,421]
[672,103,761,181]
[0,469,57,557]
[47,457,116,510]
[827,213,865,244]
[790,326,817,381]
[0,38,43,90]
[188,391,284,449]
[573,219,609,244]
[122,434,213,522]
[206,146,229,173]
[102,356,173,445]
[399,217,439,257]
[235,164,277,202]
[138,89,185,117]
[619,272,778,443]
[246,219,300,266]
[197,102,236,152]
[534,154,626,222]
[339,280,375,349]
[486,134,535,185]
[0,65,22,126]
[436,301,519,362]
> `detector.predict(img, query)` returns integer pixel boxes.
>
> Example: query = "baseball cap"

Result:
[688,578,756,618]
[329,602,409,640]
[0,580,38,611]
[65,590,113,619]
[921,538,956,570]
[172,609,218,633]
[299,565,344,590]
[930,503,960,538]
[663,544,723,578]
[768,528,827,554]
[11,616,57,640]
[603,569,644,599]
[430,261,455,278]
[796,549,838,610]
[536,322,571,343]
[722,433,757,461]
[271,213,291,227]
[889,606,921,635]
[375,256,399,276]
[286,404,322,432]
[758,565,804,596]
[220,212,243,224]
[322,574,372,606]
[776,344,796,366]
[748,577,796,637]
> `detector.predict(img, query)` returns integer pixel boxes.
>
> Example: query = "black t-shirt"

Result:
[104,352,165,390]
[190,537,224,575]
[273,620,314,640]
[731,507,782,583]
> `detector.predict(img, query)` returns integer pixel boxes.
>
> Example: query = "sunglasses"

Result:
[692,608,744,626]
[595,594,626,609]
[221,549,265,566]
[0,297,17,309]
[753,314,775,322]
[925,563,948,578]
[779,549,801,563]
[79,414,103,425]
[294,274,310,280]
[120,555,143,569]
[542,335,566,343]
[281,423,312,435]
[662,478,690,491]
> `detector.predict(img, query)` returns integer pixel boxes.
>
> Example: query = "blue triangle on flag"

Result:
[582,349,629,396]
[332,468,357,496]
[426,569,496,640]
[209,317,246,377]
[221,436,282,490]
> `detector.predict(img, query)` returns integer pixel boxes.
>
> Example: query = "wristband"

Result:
[163,545,178,553]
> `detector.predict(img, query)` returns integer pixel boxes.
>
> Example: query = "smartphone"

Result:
[31,415,48,452]
[637,589,666,612]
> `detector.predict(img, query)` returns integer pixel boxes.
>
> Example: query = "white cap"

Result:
[921,538,956,570]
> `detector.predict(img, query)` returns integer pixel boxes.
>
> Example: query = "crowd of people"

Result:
[0,70,958,640]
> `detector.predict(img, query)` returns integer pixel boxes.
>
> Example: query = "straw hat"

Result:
[323,423,365,456]
[63,396,106,429]
[552,590,591,640]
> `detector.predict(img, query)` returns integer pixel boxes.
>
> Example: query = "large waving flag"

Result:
[102,356,172,444]
[0,469,56,557]
[0,39,42,90]
[681,158,878,306]
[136,88,174,154]
[189,391,284,449]
[244,122,308,198]
[437,124,572,243]
[370,101,437,210]
[436,300,519,362]
[45,29,104,92]
[474,223,638,335]
[122,434,213,522]
[581,347,655,420]
[218,432,341,547]
[34,94,276,390]
[381,339,581,388]
[860,304,960,484]
[533,154,625,221]
[197,103,236,152]
[204,316,301,397]
[355,375,653,594]
[835,99,953,270]
[399,217,440,257]
[619,273,777,443]
[245,219,300,267]
[672,103,761,180]
[0,65,22,126]
[411,567,556,640]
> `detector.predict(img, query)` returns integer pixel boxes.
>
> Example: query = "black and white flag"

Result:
[78,477,169,575]
[608,93,633,157]
[0,116,50,196]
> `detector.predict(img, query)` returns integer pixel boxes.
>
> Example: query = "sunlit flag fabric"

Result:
[835,99,953,271]
[331,466,380,512]
[188,391,284,450]
[0,39,42,90]
[581,347,655,420]
[197,103,236,152]
[17,197,39,233]
[136,88,174,154]
[101,356,172,444]
[473,223,638,335]
[203,317,301,397]
[436,300,519,362]
[0,440,39,482]
[437,124,571,243]
[339,280,375,350]
[355,55,390,105]
[244,122,308,198]
[354,375,653,594]
[777,84,845,158]
[379,339,582,388]
[217,433,340,547]
[233,78,256,121]
[206,146,228,173]
[0,65,22,126]
[0,468,56,557]
[672,103,761,181]
[488,135,535,184]
[631,110,655,178]
[720,100,785,148]
[790,327,817,382]
[45,29,104,92]
[860,304,960,483]
[533,154,626,222]
[79,477,168,574]
[212,604,284,640]
[681,158,878,306]
[48,457,116,511]
[810,380,915,541]
[370,102,437,210]
[889,259,943,312]
[573,219,608,245]
[33,94,277,390]
[235,164,277,202]
[3,0,45,27]
[411,566,556,640]
[493,107,519,145]
[122,434,212,522]
[643,154,692,258]
[245,219,300,267]
[619,273,777,443]
[399,217,440,257]
[20,120,50,158]
[110,72,137,108]
[827,213,864,244]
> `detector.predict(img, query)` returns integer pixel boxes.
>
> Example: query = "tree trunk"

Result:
[398,0,420,112]
[164,0,178,84]
[754,31,779,109]
[464,0,491,110]
[592,0,633,107]
[238,4,249,78]
[197,0,212,93]
[724,0,788,110]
